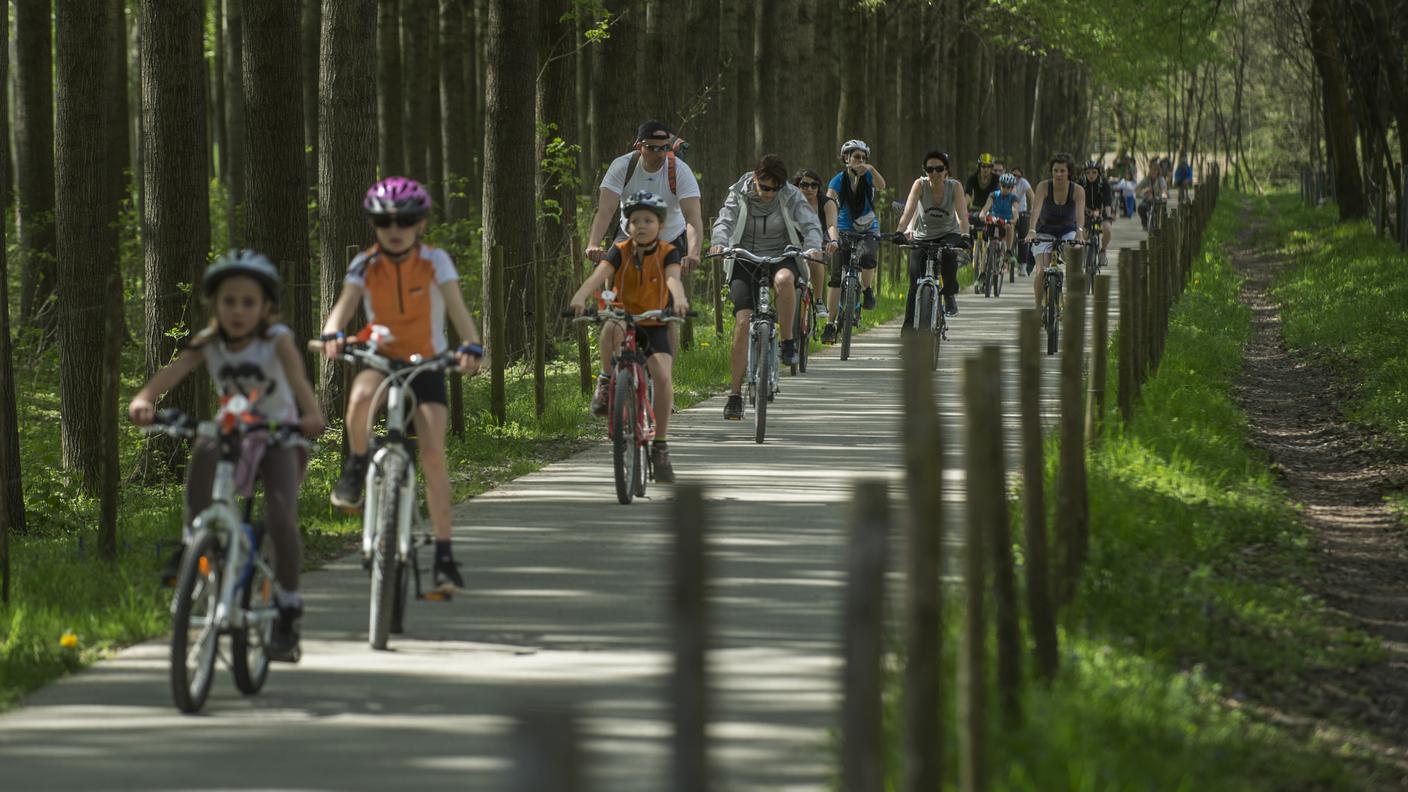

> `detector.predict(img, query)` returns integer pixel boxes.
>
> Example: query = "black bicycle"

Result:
[835,230,883,361]
[890,235,967,371]
[1033,234,1084,355]
[1084,213,1104,294]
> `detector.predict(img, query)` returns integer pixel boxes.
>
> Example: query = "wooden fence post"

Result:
[975,345,1021,728]
[1056,271,1088,606]
[512,707,584,791]
[672,484,710,792]
[1117,250,1134,423]
[1019,311,1059,681]
[533,241,547,418]
[1086,274,1112,445]
[843,479,891,792]
[900,333,944,792]
[960,355,990,792]
[573,236,593,395]
[489,244,507,425]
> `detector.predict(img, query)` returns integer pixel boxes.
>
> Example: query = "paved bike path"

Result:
[0,213,1159,791]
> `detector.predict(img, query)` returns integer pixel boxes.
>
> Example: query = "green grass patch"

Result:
[875,194,1385,789]
[1254,192,1408,444]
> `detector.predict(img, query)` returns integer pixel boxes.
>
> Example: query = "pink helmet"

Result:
[363,176,431,216]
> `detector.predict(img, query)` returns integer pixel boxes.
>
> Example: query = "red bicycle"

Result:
[571,304,688,504]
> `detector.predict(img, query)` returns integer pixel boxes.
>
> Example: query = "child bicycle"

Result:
[569,303,689,504]
[143,403,308,714]
[1033,234,1085,355]
[314,326,459,651]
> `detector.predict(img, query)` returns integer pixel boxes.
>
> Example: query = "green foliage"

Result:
[1260,192,1408,444]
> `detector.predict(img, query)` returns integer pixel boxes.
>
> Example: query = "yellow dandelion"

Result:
[59,631,79,649]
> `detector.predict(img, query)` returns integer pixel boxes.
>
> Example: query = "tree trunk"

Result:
[752,0,777,155]
[574,3,592,191]
[139,0,211,447]
[1307,0,1365,219]
[537,0,577,320]
[401,0,431,184]
[55,0,121,510]
[302,0,321,196]
[481,0,538,360]
[0,0,25,591]
[224,0,248,244]
[466,0,482,199]
[15,0,57,330]
[213,0,227,191]
[714,0,739,203]
[243,0,314,349]
[836,3,864,147]
[377,0,405,176]
[318,0,378,420]
[425,7,445,214]
[440,0,470,222]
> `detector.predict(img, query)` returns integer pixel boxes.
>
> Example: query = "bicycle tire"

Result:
[840,280,856,361]
[1086,244,1099,294]
[613,370,637,505]
[231,529,273,695]
[754,331,771,444]
[799,302,813,374]
[1046,279,1062,356]
[170,530,223,714]
[993,251,1005,298]
[917,285,940,371]
[390,534,411,634]
[369,456,401,650]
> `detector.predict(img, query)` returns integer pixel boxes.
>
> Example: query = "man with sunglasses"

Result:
[585,120,703,273]
[710,155,823,421]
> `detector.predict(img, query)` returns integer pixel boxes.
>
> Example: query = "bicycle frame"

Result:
[747,278,779,404]
[606,322,657,448]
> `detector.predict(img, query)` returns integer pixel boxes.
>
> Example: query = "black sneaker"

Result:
[434,557,465,593]
[862,288,877,310]
[160,547,184,588]
[944,294,959,316]
[780,339,798,366]
[590,375,610,417]
[821,323,837,345]
[330,454,368,510]
[267,602,302,662]
[723,394,744,420]
[651,443,675,483]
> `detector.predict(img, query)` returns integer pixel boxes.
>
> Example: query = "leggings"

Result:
[903,234,962,327]
[185,437,304,592]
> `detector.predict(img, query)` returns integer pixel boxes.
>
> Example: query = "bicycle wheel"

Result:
[839,280,856,361]
[916,285,940,371]
[231,526,273,695]
[754,331,771,444]
[993,249,1005,298]
[1086,245,1098,294]
[170,530,223,714]
[1046,278,1062,356]
[369,457,402,650]
[799,300,814,374]
[612,370,637,505]
[633,440,648,498]
[390,528,413,633]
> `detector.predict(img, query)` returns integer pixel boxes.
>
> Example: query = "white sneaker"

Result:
[816,304,829,318]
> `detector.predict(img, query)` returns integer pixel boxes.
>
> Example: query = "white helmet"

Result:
[840,139,870,160]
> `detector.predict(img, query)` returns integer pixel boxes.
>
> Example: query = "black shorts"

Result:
[729,258,799,314]
[406,369,448,408]
[631,324,673,359]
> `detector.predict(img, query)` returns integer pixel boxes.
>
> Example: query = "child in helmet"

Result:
[319,177,483,594]
[570,191,689,482]
[979,172,1021,267]
[128,250,325,661]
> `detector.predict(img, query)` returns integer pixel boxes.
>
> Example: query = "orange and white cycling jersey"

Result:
[345,243,459,360]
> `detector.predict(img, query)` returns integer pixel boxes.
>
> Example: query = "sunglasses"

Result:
[757,182,781,193]
[371,215,423,229]
[797,180,820,189]
[641,142,671,153]
[980,164,992,169]
[925,165,947,174]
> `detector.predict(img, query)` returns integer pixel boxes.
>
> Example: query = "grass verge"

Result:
[0,272,908,711]
[876,193,1387,789]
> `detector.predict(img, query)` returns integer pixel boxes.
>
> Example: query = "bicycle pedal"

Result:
[421,590,452,602]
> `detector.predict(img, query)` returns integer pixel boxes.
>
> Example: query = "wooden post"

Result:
[1086,274,1112,445]
[1055,271,1089,606]
[1137,242,1152,388]
[490,244,507,425]
[901,333,944,792]
[672,484,710,792]
[960,355,989,792]
[573,237,592,395]
[974,345,1021,728]
[511,707,583,791]
[1150,239,1164,375]
[1117,250,1134,423]
[533,241,547,419]
[1019,311,1058,681]
[843,479,890,792]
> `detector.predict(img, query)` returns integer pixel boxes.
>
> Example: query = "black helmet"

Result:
[622,191,668,223]
[203,249,281,303]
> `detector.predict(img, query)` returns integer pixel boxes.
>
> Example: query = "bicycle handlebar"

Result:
[1031,234,1087,248]
[704,245,824,265]
[562,307,696,324]
[142,408,310,448]
[305,339,460,376]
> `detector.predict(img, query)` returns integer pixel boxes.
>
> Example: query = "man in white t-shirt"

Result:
[585,120,704,271]
[1011,165,1036,275]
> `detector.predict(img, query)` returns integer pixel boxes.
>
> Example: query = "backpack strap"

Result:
[624,150,678,195]
[623,151,641,191]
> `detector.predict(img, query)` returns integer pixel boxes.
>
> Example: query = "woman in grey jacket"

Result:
[709,154,823,420]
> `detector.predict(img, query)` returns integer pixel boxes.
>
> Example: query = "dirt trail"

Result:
[1231,224,1408,784]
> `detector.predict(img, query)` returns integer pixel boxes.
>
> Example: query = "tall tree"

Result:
[14,0,57,329]
[481,0,539,358]
[54,0,121,531]
[224,0,248,244]
[440,0,471,221]
[0,0,24,599]
[537,0,577,313]
[425,6,445,213]
[243,0,314,346]
[318,0,378,419]
[401,0,431,183]
[1307,0,1365,219]
[302,0,321,195]
[752,0,778,155]
[377,0,405,176]
[139,0,211,443]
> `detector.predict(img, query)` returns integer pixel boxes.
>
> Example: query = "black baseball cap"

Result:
[636,120,672,141]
